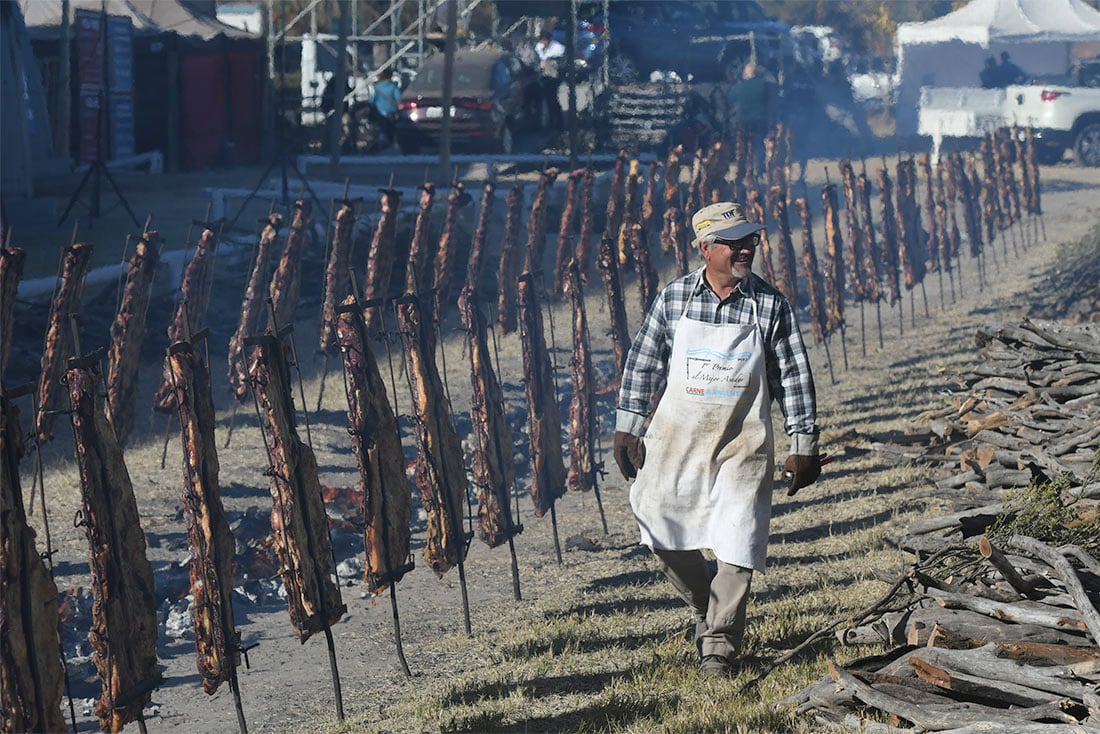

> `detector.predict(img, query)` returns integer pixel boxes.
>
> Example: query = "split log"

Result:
[910,643,1095,701]
[932,591,1089,633]
[457,288,519,548]
[518,274,567,517]
[335,297,411,593]
[1008,534,1100,644]
[106,231,160,446]
[908,654,1061,707]
[906,607,1097,648]
[67,361,160,732]
[228,213,282,401]
[906,503,1003,536]
[247,334,346,639]
[166,341,239,694]
[0,397,65,734]
[36,243,93,441]
[978,535,1042,598]
[395,295,469,576]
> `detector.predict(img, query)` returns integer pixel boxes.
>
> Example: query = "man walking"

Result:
[613,202,822,676]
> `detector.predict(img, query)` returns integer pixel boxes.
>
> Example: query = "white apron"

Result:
[629,280,775,572]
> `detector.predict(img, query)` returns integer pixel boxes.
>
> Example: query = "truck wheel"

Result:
[1075,123,1100,167]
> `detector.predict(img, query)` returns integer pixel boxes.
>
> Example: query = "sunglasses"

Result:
[713,234,759,250]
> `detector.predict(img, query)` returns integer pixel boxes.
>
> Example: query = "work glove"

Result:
[783,453,822,496]
[613,431,646,480]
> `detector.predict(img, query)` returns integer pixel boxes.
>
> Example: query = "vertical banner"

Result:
[107,15,135,158]
[75,9,105,164]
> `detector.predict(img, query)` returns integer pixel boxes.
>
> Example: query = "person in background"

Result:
[996,51,1027,86]
[534,30,565,128]
[613,201,822,676]
[979,56,999,88]
[369,68,401,144]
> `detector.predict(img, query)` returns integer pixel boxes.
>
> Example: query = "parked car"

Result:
[395,49,544,154]
[1006,56,1100,165]
[582,0,789,85]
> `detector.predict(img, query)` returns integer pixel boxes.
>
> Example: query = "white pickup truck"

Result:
[1005,57,1100,166]
[918,57,1100,166]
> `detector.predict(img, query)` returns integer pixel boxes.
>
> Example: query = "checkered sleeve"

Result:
[615,288,672,435]
[765,294,818,444]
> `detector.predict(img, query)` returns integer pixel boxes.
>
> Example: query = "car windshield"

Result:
[407,57,493,93]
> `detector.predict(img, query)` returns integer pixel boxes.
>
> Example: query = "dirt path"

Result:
[20,161,1099,733]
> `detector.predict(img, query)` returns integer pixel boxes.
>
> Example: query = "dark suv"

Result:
[594,0,790,84]
[395,49,543,154]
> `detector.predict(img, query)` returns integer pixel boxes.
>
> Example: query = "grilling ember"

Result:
[336,296,412,593]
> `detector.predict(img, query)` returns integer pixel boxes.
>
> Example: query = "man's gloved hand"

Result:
[613,431,645,479]
[783,453,822,496]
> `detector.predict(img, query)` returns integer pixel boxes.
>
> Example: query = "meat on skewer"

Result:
[525,167,560,272]
[793,197,829,344]
[575,167,596,272]
[877,167,902,306]
[497,183,526,335]
[405,183,436,296]
[616,159,642,266]
[820,181,845,334]
[106,232,160,446]
[895,159,927,290]
[319,200,357,358]
[518,274,567,517]
[919,154,942,273]
[640,160,663,250]
[396,296,468,575]
[362,187,403,337]
[432,181,472,315]
[768,187,799,306]
[268,200,312,332]
[457,288,519,547]
[463,182,496,295]
[603,150,628,245]
[247,333,346,639]
[553,169,585,293]
[630,223,659,314]
[837,160,866,302]
[67,361,160,732]
[596,236,631,390]
[667,207,692,278]
[229,213,282,402]
[154,227,219,413]
[746,188,776,286]
[856,166,882,304]
[0,246,26,380]
[336,297,411,593]
[564,263,597,494]
[166,341,239,694]
[36,242,93,441]
[1,396,65,734]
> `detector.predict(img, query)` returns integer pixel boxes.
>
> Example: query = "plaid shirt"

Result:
[616,268,818,449]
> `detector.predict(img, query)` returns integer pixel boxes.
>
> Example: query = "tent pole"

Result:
[59,0,71,164]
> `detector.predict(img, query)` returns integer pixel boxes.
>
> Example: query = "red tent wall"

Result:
[227,48,260,164]
[180,49,226,170]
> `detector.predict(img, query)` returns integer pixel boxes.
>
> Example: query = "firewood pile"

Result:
[779,319,1100,732]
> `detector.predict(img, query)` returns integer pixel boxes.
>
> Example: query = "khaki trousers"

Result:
[651,548,753,660]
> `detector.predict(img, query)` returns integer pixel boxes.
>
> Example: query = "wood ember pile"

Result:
[781,320,1100,732]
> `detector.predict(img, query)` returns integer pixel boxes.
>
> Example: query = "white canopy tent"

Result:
[895,0,1100,135]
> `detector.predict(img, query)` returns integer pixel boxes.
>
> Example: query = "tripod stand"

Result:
[228,39,326,234]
